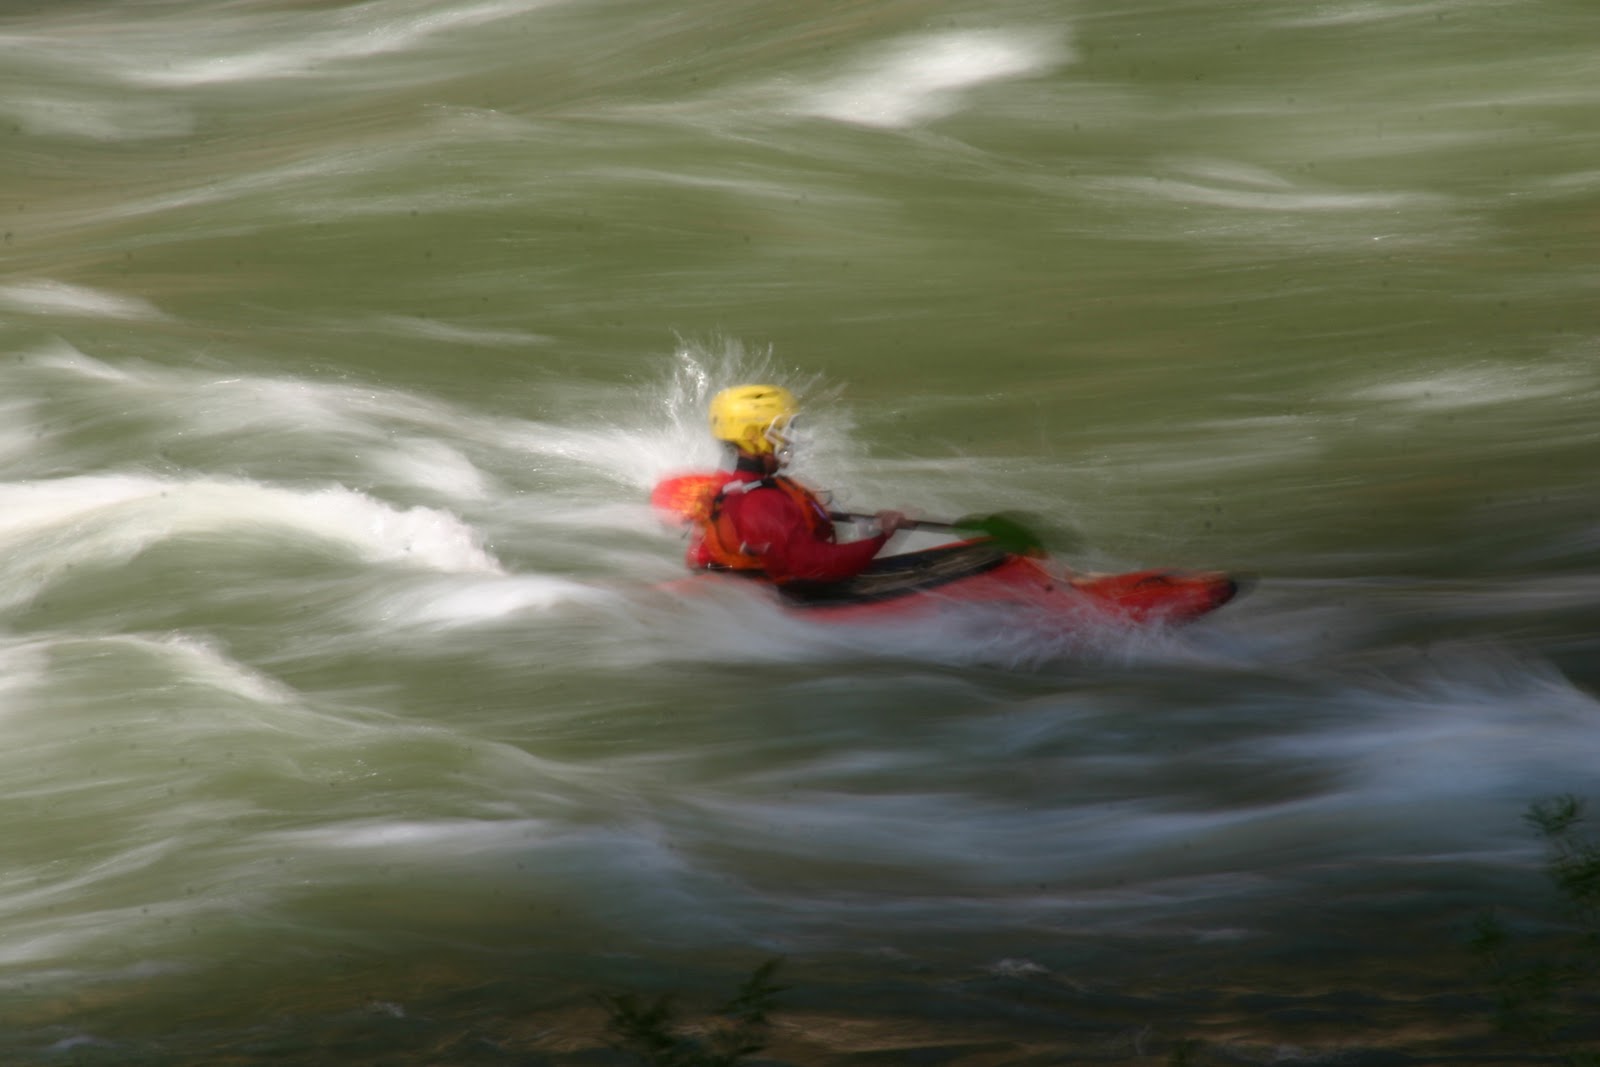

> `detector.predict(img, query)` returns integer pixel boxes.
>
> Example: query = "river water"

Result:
[2,1,1598,1063]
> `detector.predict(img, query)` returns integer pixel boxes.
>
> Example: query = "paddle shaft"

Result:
[831,510,1055,556]
[831,512,971,535]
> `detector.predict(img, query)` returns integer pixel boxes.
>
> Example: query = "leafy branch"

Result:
[1473,795,1600,1064]
[600,959,787,1067]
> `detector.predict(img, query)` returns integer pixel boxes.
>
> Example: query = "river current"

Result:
[2,1,1598,1063]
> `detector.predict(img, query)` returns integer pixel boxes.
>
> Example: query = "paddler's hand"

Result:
[874,510,908,538]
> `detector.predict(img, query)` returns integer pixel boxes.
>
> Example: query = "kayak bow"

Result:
[689,539,1237,627]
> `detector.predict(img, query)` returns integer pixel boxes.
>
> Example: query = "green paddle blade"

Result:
[950,511,1062,557]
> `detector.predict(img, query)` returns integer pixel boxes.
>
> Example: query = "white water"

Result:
[4,0,1599,1062]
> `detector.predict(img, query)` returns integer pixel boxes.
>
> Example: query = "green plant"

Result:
[1472,795,1600,1064]
[600,959,787,1067]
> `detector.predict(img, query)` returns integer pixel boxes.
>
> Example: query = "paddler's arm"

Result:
[737,495,906,583]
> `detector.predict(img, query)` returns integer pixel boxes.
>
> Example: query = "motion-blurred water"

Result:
[2,1,1598,1062]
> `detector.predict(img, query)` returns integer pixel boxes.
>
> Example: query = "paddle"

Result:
[651,472,1061,557]
[830,510,1051,557]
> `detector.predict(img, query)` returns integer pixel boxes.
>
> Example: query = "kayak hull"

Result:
[682,540,1237,628]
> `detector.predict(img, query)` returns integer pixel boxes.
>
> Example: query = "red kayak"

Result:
[651,471,1237,628]
[684,539,1238,628]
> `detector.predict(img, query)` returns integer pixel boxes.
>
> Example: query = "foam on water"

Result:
[1108,174,1439,216]
[372,573,616,629]
[1279,0,1482,28]
[1351,361,1588,412]
[19,343,776,515]
[265,815,555,856]
[371,439,495,501]
[21,343,782,489]
[68,0,571,89]
[553,644,1600,947]
[0,93,194,142]
[0,474,499,610]
[367,314,554,348]
[86,142,417,226]
[0,280,168,321]
[0,343,893,645]
[98,633,297,708]
[20,342,501,498]
[794,28,1070,129]
[1265,646,1600,811]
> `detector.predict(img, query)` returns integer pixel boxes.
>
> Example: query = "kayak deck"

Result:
[779,540,1015,605]
[754,540,1237,626]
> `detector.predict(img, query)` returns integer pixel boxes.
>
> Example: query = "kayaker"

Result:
[688,384,907,583]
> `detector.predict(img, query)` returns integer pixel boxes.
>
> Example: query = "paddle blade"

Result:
[650,471,724,524]
[951,511,1054,557]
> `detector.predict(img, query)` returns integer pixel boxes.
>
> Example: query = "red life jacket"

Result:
[694,475,834,573]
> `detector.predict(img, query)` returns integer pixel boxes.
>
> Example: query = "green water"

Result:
[2,1,1599,1063]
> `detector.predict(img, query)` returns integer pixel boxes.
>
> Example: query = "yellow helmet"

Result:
[708,384,798,457]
